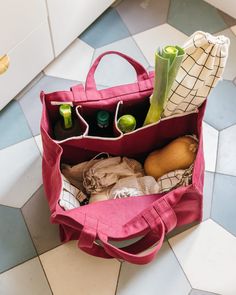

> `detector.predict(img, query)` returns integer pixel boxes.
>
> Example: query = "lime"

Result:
[117,115,136,133]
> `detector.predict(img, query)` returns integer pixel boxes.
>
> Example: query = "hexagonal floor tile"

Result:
[0,205,37,273]
[0,100,32,150]
[169,219,236,295]
[19,75,79,136]
[116,0,170,35]
[203,172,215,221]
[34,135,43,155]
[215,29,236,81]
[0,138,42,208]
[92,37,149,87]
[44,39,94,82]
[0,258,52,295]
[40,241,120,295]
[202,122,218,172]
[218,11,236,28]
[231,25,236,36]
[80,8,130,48]
[21,186,61,255]
[133,24,187,66]
[190,289,220,295]
[216,124,236,176]
[211,173,236,236]
[116,241,191,295]
[204,80,236,130]
[167,0,229,36]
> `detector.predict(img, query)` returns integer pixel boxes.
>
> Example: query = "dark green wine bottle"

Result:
[54,104,81,140]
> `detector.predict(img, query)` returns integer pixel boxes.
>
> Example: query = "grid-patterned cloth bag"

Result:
[40,40,226,264]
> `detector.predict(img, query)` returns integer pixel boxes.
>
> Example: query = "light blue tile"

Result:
[92,37,149,88]
[19,75,79,136]
[0,205,37,273]
[0,100,32,150]
[116,242,191,295]
[79,8,130,48]
[116,0,170,35]
[211,173,236,236]
[203,172,215,221]
[168,0,228,36]
[204,80,236,130]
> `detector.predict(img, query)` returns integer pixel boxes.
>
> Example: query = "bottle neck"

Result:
[59,104,73,129]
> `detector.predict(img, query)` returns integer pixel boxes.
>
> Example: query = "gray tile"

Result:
[211,173,236,236]
[168,0,228,36]
[0,100,32,150]
[80,8,130,48]
[116,242,191,295]
[116,0,170,35]
[22,186,61,255]
[0,258,52,295]
[203,172,215,221]
[0,205,37,273]
[190,289,220,295]
[204,80,236,130]
[19,75,79,136]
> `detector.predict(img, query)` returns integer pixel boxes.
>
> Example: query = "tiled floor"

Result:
[1,0,236,294]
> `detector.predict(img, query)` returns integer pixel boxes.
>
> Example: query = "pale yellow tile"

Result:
[40,241,120,295]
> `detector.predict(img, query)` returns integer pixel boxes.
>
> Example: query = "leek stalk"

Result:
[143,45,185,126]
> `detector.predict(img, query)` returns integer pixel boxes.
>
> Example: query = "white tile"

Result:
[133,24,188,66]
[116,242,191,295]
[34,135,43,155]
[202,122,219,172]
[0,258,51,295]
[40,241,120,295]
[0,138,42,208]
[169,219,236,295]
[215,29,236,81]
[216,125,236,176]
[44,39,94,82]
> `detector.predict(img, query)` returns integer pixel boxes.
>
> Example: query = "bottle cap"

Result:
[59,104,72,129]
[97,111,110,128]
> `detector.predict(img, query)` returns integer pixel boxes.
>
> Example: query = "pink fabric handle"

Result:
[85,51,149,100]
[98,218,165,265]
[77,197,177,264]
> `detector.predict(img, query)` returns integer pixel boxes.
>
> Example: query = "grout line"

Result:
[167,240,193,289]
[166,0,171,24]
[20,207,54,294]
[210,131,220,218]
[44,0,56,58]
[211,216,236,238]
[37,256,54,294]
[113,3,152,69]
[114,261,123,295]
[0,257,37,276]
[15,72,44,102]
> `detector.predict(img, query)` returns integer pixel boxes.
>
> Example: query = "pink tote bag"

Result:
[40,51,205,265]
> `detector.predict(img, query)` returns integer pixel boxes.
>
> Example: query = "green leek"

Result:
[143,45,185,126]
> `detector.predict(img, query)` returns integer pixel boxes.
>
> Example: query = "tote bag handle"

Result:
[78,197,177,265]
